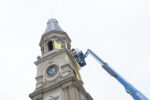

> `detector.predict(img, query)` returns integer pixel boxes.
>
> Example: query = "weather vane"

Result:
[49,0,57,19]
[50,5,53,18]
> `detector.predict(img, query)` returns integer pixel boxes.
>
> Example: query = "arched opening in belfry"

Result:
[48,41,53,51]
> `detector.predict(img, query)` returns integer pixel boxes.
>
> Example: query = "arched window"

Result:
[48,41,53,51]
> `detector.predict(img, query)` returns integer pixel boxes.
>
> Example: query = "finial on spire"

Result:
[49,6,53,19]
[49,0,55,19]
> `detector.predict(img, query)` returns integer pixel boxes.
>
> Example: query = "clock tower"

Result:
[29,19,93,100]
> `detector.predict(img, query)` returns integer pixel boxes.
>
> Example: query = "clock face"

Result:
[47,66,58,76]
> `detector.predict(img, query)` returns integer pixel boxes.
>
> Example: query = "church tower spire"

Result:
[39,19,71,57]
[29,19,93,100]
[44,19,64,34]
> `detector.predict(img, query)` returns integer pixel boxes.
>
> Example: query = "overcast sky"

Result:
[0,0,150,100]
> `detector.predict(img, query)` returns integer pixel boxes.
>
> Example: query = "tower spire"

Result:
[44,19,65,34]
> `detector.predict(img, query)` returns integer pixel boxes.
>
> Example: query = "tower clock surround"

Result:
[47,65,58,77]
[44,63,61,82]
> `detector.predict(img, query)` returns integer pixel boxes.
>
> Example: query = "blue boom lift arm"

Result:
[71,49,148,100]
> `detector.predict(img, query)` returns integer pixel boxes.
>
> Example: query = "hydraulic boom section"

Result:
[71,49,148,100]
